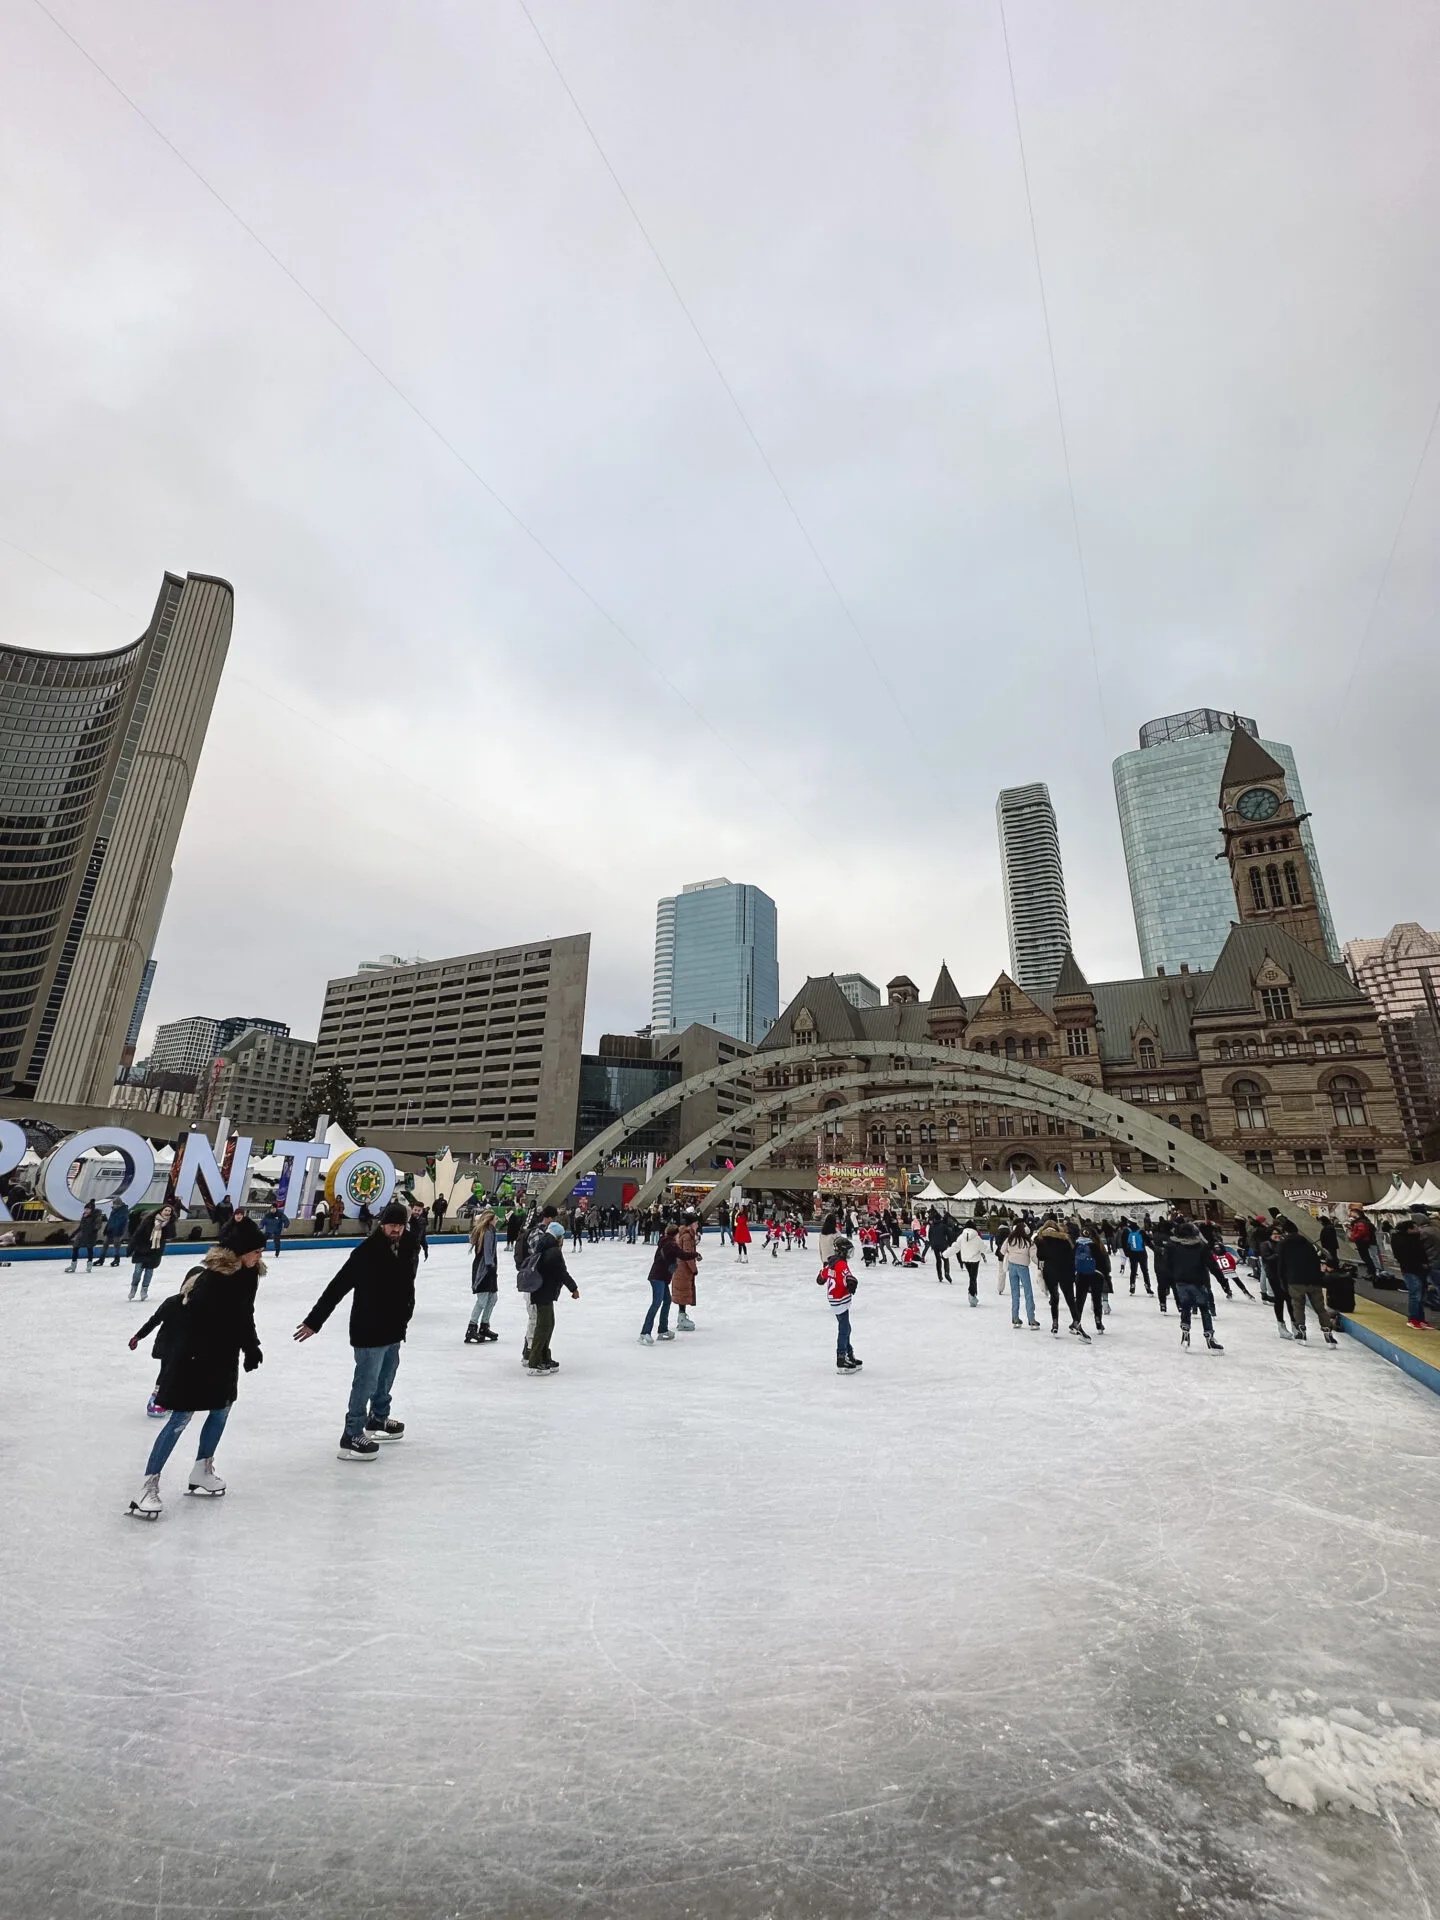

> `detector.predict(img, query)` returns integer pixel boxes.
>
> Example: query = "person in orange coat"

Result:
[671,1210,702,1329]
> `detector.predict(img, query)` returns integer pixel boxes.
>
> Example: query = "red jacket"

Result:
[820,1256,855,1312]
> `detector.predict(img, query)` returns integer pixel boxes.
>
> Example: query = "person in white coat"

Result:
[957,1223,986,1305]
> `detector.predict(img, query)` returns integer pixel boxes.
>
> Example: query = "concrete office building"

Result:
[0,572,231,1100]
[653,878,778,1047]
[1114,708,1339,977]
[313,934,590,1152]
[835,973,882,1010]
[996,784,1071,995]
[196,1027,316,1134]
[149,1016,223,1081]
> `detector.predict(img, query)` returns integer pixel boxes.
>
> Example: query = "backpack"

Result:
[1127,1229,1144,1252]
[516,1238,547,1294]
[1074,1238,1097,1275]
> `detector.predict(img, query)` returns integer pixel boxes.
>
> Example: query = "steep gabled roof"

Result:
[1220,727,1286,789]
[1192,921,1368,1016]
[760,974,866,1049]
[1051,948,1092,998]
[969,971,1046,1021]
[929,961,964,1009]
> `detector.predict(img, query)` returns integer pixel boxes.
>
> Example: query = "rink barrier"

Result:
[1341,1306,1440,1400]
[0,1225,727,1264]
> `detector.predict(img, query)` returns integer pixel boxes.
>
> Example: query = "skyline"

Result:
[3,2,1438,1055]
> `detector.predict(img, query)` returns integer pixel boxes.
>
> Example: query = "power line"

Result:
[997,0,1107,727]
[512,0,916,736]
[26,0,801,824]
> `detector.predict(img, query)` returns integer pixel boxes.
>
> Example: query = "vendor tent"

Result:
[1071,1172,1165,1212]
[1001,1173,1065,1208]
[914,1179,950,1204]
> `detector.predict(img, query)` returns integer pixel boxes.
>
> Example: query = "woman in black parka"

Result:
[126,1217,265,1520]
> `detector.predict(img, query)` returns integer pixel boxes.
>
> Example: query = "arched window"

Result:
[1283,860,1302,905]
[1342,1032,1358,1052]
[1232,1079,1267,1129]
[1022,1037,1033,1060]
[1266,864,1285,908]
[1168,1113,1182,1129]
[1330,1076,1368,1127]
[989,1040,999,1057]
[1249,868,1266,911]
[1138,1038,1157,1070]
[1190,1113,1205,1139]
[1037,1037,1049,1061]
[946,1119,959,1141]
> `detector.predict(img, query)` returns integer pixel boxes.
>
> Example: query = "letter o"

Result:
[325,1148,396,1218]
[41,1128,156,1222]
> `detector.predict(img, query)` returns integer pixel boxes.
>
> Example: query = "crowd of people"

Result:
[101,1173,1440,1519]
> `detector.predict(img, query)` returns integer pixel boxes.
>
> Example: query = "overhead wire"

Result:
[1332,390,1440,719]
[25,0,801,825]
[512,0,916,737]
[997,0,1107,727]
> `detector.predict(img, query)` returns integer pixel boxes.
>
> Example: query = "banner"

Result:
[817,1162,889,1193]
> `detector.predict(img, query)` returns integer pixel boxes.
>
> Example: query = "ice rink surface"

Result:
[3,1236,1440,1920]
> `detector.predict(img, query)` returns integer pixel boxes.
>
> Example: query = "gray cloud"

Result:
[2,0,1436,1053]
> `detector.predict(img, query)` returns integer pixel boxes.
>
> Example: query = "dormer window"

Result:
[1137,1038,1157,1070]
[999,988,1013,1014]
[1260,986,1293,1021]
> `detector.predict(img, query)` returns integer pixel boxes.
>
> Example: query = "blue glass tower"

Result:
[1113,709,1339,976]
[664,878,778,1045]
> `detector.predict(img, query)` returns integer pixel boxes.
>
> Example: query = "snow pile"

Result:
[1250,1703,1440,1817]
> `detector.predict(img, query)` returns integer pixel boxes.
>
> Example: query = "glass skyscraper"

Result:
[1113,708,1339,976]
[652,878,778,1045]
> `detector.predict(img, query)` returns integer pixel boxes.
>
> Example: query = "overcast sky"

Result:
[3,0,1437,1052]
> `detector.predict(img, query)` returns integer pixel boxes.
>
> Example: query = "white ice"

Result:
[3,1236,1440,1918]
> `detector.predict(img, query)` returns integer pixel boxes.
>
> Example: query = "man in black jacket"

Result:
[1276,1218,1338,1345]
[1166,1215,1227,1351]
[295,1201,419,1459]
[527,1219,580,1374]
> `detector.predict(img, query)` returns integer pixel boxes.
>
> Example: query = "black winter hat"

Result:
[219,1216,266,1255]
[380,1200,410,1225]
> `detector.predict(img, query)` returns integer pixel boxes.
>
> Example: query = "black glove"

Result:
[244,1349,263,1372]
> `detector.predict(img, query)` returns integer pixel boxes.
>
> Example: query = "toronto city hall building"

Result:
[0,572,232,1102]
[1113,707,1338,978]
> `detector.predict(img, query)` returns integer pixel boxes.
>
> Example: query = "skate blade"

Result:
[185,1486,225,1496]
[127,1506,160,1520]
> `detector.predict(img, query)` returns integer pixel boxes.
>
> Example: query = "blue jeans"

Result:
[1405,1273,1431,1322]
[267,1230,283,1257]
[346,1343,401,1438]
[1008,1263,1035,1320]
[834,1308,852,1357]
[642,1278,671,1336]
[146,1405,230,1475]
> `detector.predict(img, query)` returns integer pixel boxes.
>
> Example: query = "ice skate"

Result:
[1206,1334,1224,1351]
[656,1329,675,1340]
[1028,1319,1041,1329]
[638,1333,654,1344]
[1012,1317,1023,1327]
[127,1281,138,1300]
[187,1457,225,1496]
[338,1434,380,1461]
[128,1473,162,1520]
[969,1295,978,1307]
[1293,1329,1308,1342]
[1323,1331,1338,1347]
[464,1326,481,1344]
[364,1417,405,1441]
[1069,1322,1091,1343]
[480,1325,499,1341]
[676,1311,695,1331]
[1180,1326,1191,1348]
[1277,1324,1293,1339]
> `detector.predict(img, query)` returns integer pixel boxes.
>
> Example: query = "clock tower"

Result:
[1218,727,1328,956]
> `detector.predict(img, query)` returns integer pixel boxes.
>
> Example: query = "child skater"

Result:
[817,1234,862,1372]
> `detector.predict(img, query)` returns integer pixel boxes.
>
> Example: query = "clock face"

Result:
[1236,786,1281,822]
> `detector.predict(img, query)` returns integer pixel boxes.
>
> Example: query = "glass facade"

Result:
[996,783,1071,993]
[1114,723,1339,976]
[574,1055,681,1155]
[670,879,779,1046]
[0,641,146,1085]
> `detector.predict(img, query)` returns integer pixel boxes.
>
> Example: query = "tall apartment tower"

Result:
[653,878,778,1046]
[1113,708,1338,977]
[0,571,232,1099]
[651,895,677,1034]
[995,784,1071,995]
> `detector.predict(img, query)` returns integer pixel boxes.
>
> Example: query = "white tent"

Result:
[914,1178,950,1204]
[1070,1171,1165,1212]
[1000,1173,1065,1207]
[1416,1179,1440,1208]
[321,1121,359,1169]
[971,1179,1007,1203]
[1372,1181,1420,1211]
